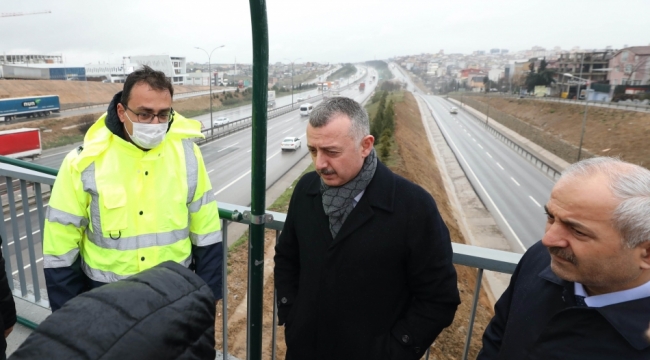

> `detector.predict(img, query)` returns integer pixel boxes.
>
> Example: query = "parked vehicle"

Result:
[0,128,42,159]
[450,107,458,114]
[300,103,313,116]
[281,137,301,151]
[268,91,276,108]
[213,117,230,126]
[0,95,60,122]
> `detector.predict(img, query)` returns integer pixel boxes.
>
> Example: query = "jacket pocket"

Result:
[101,185,128,235]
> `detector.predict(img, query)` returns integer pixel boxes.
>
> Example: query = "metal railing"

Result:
[455,92,650,113]
[0,156,523,360]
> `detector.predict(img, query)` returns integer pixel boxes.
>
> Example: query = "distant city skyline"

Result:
[1,0,648,65]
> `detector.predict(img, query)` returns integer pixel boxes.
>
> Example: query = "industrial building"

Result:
[129,55,187,85]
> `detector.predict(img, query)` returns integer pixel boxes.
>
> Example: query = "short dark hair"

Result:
[309,97,369,142]
[121,65,174,105]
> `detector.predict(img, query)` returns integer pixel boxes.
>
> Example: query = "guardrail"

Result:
[454,92,650,113]
[59,89,217,113]
[195,79,365,146]
[0,155,522,360]
[443,96,562,181]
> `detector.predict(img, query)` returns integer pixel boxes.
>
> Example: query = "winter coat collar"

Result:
[305,160,395,246]
[70,91,203,172]
[538,262,650,351]
[305,159,395,213]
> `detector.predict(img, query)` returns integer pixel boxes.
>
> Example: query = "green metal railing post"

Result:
[247,1,269,359]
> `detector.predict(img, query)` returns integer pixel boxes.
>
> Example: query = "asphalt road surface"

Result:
[389,63,553,251]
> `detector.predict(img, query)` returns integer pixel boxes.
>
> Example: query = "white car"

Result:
[450,107,458,114]
[281,137,301,151]
[214,117,230,127]
[297,97,306,102]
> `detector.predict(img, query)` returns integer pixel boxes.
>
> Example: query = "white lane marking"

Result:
[207,169,215,174]
[472,138,476,142]
[511,177,520,186]
[246,149,252,153]
[217,142,239,152]
[529,196,542,207]
[486,152,492,159]
[8,230,41,246]
[40,149,73,159]
[425,102,525,251]
[12,257,43,275]
[282,127,294,134]
[4,205,48,223]
[284,119,292,123]
[213,150,282,196]
[478,144,483,149]
[268,126,275,130]
[496,162,504,170]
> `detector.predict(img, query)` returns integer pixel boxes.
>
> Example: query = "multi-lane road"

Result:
[389,64,553,251]
[1,66,376,296]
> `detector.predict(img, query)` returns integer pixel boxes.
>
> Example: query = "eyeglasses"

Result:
[124,105,173,123]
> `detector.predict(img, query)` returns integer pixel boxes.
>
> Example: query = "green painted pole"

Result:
[247,0,269,359]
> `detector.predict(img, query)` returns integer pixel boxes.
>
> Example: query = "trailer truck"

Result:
[359,82,366,92]
[0,128,42,159]
[0,95,60,122]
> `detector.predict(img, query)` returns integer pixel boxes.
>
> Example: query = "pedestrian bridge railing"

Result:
[0,156,522,360]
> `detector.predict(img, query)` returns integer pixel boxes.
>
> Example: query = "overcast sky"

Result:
[2,0,648,65]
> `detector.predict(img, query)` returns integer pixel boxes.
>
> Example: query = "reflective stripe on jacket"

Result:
[43,112,221,283]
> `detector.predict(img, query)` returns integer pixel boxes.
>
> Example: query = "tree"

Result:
[525,58,556,92]
[483,76,489,93]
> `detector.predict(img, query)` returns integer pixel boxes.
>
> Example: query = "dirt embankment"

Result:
[0,79,211,109]
[470,96,650,167]
[1,91,236,150]
[218,91,493,359]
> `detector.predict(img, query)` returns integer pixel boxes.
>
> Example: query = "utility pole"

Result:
[195,45,225,136]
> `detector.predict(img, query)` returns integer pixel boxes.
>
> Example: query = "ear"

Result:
[638,241,650,270]
[360,135,374,157]
[117,103,126,124]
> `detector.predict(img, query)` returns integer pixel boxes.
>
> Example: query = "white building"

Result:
[427,62,439,75]
[129,55,187,85]
[488,68,504,83]
[85,62,135,83]
[185,72,211,86]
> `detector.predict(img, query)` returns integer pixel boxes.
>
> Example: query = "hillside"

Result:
[0,79,211,109]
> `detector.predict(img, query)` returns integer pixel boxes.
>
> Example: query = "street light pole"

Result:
[195,45,225,137]
[284,57,301,107]
[565,73,590,161]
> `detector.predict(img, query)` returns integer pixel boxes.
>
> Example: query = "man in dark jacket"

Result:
[0,236,16,360]
[274,97,460,360]
[478,157,650,359]
[9,261,215,360]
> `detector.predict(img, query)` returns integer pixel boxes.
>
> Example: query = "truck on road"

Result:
[267,91,276,108]
[0,95,60,122]
[359,82,366,92]
[0,128,42,159]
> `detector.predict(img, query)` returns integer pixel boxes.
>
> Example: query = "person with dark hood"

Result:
[43,65,222,311]
[0,235,16,360]
[10,261,216,359]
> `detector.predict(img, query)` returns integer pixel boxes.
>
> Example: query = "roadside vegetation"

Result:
[365,60,393,81]
[327,63,356,81]
[365,82,405,166]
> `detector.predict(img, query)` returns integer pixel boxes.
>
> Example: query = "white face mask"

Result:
[124,112,168,149]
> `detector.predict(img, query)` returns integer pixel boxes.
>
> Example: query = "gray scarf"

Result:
[320,148,377,239]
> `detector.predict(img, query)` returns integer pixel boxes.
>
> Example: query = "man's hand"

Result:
[4,326,13,338]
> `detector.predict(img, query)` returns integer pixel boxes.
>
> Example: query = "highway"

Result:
[389,64,552,251]
[1,66,376,296]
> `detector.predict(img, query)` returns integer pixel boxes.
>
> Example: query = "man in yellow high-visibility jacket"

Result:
[43,65,222,311]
